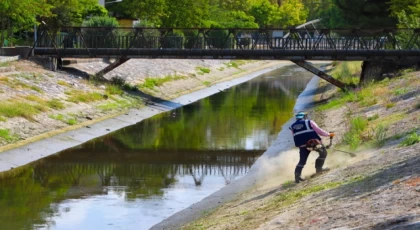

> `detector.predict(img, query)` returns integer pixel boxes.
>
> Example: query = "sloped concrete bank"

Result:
[0,61,293,173]
[151,74,323,230]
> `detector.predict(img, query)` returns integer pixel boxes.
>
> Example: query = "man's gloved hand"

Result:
[329,132,335,138]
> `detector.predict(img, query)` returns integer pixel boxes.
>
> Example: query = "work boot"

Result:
[295,173,305,183]
[316,167,330,174]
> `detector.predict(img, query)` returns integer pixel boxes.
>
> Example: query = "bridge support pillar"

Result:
[292,60,351,90]
[49,57,57,71]
[94,56,130,81]
[49,57,63,71]
[360,61,397,85]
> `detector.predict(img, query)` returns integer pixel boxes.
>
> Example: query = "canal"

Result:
[0,65,314,230]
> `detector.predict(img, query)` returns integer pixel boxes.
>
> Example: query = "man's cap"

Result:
[295,111,307,119]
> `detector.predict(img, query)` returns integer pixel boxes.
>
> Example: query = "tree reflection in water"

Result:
[0,65,314,229]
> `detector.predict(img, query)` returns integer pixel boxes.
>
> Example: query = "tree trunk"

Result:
[360,61,397,85]
[0,17,5,47]
[7,17,12,46]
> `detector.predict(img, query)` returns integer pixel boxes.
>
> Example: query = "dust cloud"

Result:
[252,147,357,190]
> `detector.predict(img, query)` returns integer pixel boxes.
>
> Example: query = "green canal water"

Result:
[0,65,314,230]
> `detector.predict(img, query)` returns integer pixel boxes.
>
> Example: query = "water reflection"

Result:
[0,65,313,229]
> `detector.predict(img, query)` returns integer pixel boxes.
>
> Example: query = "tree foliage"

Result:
[249,0,281,27]
[320,0,397,28]
[0,0,51,45]
[43,0,107,30]
[3,0,419,47]
[277,0,308,27]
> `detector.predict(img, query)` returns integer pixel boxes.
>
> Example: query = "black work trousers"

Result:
[294,146,328,176]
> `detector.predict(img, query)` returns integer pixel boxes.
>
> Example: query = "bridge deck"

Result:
[32,27,420,60]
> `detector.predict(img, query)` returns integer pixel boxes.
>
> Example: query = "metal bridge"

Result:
[32,27,420,61]
[30,25,420,89]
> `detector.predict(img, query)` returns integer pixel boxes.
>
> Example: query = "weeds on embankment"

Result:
[137,74,186,90]
[0,129,19,142]
[0,66,143,144]
[317,62,419,151]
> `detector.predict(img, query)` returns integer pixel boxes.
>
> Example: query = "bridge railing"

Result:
[32,27,420,59]
[35,27,420,51]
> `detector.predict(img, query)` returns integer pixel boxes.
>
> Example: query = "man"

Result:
[289,111,334,183]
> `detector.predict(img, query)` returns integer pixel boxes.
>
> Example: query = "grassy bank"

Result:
[317,62,419,151]
[181,61,420,230]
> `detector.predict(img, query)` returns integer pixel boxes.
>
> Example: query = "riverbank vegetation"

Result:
[318,63,419,151]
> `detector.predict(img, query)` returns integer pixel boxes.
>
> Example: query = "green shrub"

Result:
[66,118,77,125]
[24,95,45,104]
[399,68,415,76]
[343,131,362,150]
[350,117,368,132]
[0,102,43,120]
[57,80,70,87]
[399,132,420,146]
[82,16,119,27]
[106,84,124,95]
[360,98,377,107]
[317,91,360,111]
[67,91,104,103]
[393,88,409,96]
[343,117,368,150]
[138,75,185,89]
[367,114,379,121]
[0,62,9,67]
[374,124,388,147]
[0,129,18,142]
[47,99,65,110]
[386,102,396,109]
[226,61,239,68]
[82,16,120,48]
[196,67,211,74]
[331,61,362,85]
[97,99,131,111]
[49,114,77,125]
[30,85,43,93]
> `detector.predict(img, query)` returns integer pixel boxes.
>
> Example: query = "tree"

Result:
[82,16,120,48]
[389,0,420,17]
[0,0,51,46]
[249,0,281,28]
[277,0,308,27]
[42,0,107,30]
[209,0,251,12]
[320,0,397,28]
[301,0,329,20]
[106,0,166,27]
[161,0,210,27]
